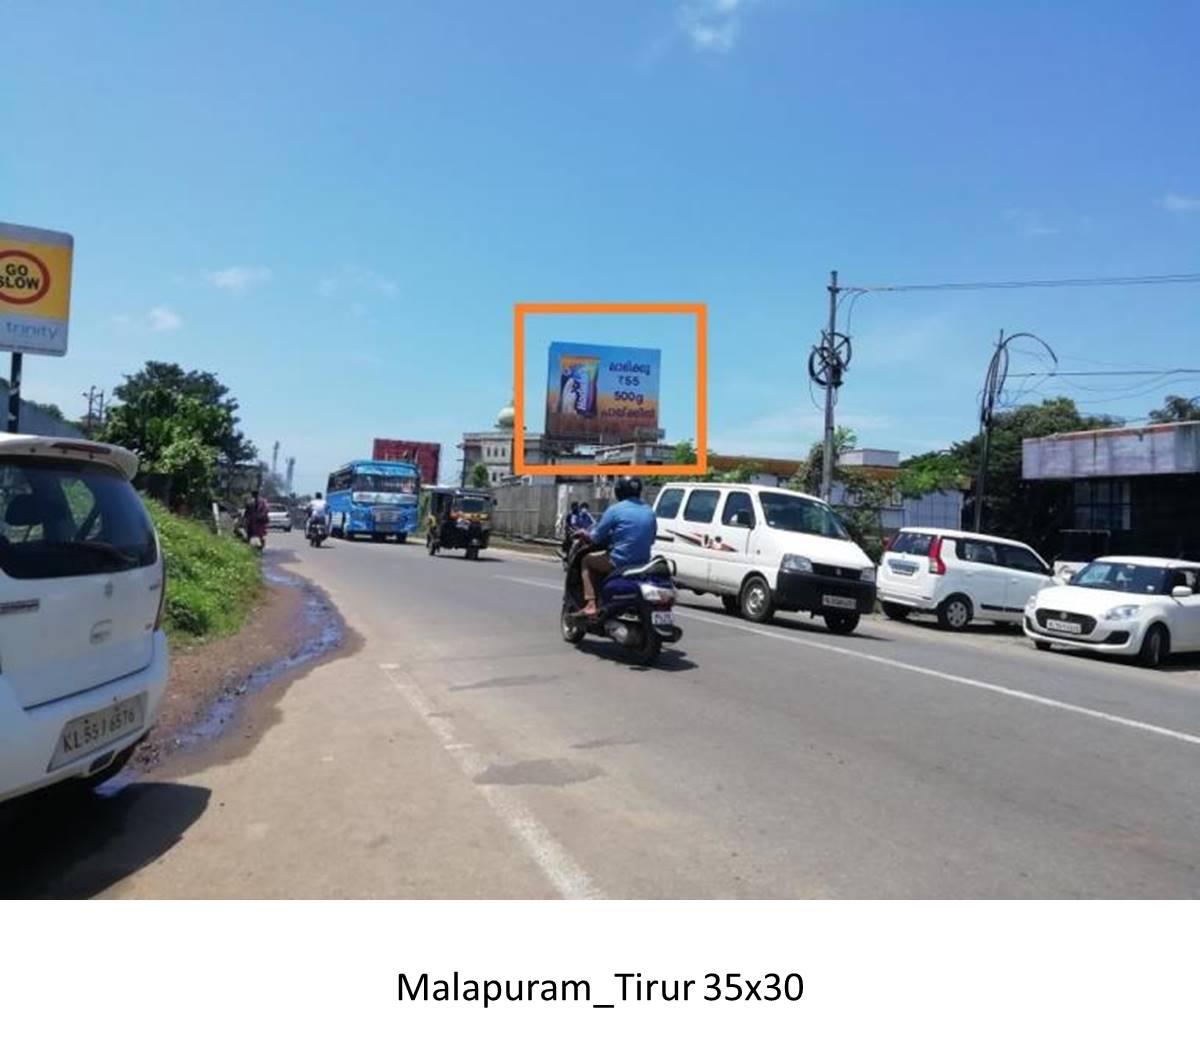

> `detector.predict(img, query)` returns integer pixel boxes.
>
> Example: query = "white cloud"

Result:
[678,0,751,53]
[1160,192,1200,213]
[204,265,273,294]
[147,306,183,332]
[316,266,398,299]
[1003,208,1060,237]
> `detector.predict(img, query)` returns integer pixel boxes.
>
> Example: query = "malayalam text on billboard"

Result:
[544,341,661,441]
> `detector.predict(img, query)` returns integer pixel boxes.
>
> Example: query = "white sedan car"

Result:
[1024,555,1200,667]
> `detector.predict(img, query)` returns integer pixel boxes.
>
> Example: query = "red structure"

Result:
[372,439,441,486]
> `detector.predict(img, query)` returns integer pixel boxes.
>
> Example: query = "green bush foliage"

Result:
[145,497,262,640]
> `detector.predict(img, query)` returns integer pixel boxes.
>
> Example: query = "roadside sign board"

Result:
[0,222,74,357]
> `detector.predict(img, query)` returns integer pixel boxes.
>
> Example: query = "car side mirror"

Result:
[1171,586,1193,599]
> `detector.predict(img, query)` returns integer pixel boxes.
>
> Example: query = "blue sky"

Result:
[5,0,1198,487]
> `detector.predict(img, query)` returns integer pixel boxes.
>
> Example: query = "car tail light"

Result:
[153,570,168,631]
[928,536,947,575]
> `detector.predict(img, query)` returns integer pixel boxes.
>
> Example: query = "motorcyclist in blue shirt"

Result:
[574,476,657,617]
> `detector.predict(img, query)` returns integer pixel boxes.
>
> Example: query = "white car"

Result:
[266,503,292,532]
[877,527,1053,630]
[1024,556,1200,667]
[652,482,876,633]
[0,434,168,803]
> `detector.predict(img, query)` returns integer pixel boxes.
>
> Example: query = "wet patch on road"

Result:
[474,758,603,787]
[118,563,359,786]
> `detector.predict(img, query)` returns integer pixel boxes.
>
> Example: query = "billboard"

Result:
[0,222,73,357]
[372,439,441,485]
[544,341,661,441]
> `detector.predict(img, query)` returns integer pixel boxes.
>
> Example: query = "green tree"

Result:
[110,361,255,464]
[470,462,490,488]
[104,365,253,508]
[1149,395,1200,423]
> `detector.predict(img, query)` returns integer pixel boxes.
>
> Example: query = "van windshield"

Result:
[0,458,157,579]
[758,492,851,540]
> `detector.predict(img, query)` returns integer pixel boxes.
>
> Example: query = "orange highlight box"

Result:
[512,301,708,477]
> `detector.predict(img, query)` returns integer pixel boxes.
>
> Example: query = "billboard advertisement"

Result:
[544,341,661,441]
[372,439,441,485]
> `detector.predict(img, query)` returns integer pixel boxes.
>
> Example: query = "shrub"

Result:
[144,497,262,641]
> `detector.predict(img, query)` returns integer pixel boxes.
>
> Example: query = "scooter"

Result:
[307,513,329,548]
[560,537,682,665]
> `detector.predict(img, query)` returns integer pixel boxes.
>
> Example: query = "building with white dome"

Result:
[457,400,552,486]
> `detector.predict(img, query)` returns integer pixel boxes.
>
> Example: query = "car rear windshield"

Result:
[758,492,850,540]
[0,457,157,580]
[889,531,935,556]
[1070,561,1169,595]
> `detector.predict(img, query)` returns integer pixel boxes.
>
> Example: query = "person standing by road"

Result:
[244,488,270,551]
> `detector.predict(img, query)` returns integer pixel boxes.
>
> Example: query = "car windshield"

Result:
[1070,561,1170,595]
[0,457,157,579]
[354,473,416,494]
[455,496,489,513]
[758,492,851,540]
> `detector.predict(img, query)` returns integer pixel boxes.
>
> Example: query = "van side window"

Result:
[654,488,685,519]
[997,544,1047,574]
[721,491,755,529]
[957,539,998,565]
[683,489,720,524]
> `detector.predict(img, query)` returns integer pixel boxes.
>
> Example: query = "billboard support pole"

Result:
[820,271,839,501]
[7,351,23,433]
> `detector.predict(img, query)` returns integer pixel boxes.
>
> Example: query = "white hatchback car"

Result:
[1024,556,1200,667]
[877,527,1054,630]
[0,434,168,803]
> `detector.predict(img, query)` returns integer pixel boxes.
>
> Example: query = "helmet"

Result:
[614,476,643,501]
[314,492,323,499]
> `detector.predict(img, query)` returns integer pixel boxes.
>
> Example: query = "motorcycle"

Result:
[560,537,682,665]
[307,513,329,548]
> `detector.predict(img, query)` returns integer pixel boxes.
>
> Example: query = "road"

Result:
[12,532,1200,897]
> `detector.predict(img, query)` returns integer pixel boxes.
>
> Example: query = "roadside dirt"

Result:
[131,569,352,775]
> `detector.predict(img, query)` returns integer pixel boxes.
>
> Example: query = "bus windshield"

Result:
[354,473,416,495]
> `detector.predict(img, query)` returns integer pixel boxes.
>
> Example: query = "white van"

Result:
[651,482,876,633]
[0,434,169,803]
[876,526,1053,630]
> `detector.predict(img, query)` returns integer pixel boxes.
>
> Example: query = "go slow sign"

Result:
[0,222,74,357]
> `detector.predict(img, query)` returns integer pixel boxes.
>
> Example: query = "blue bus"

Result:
[326,459,420,542]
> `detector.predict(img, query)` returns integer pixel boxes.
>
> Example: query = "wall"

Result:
[0,389,83,438]
[491,482,602,538]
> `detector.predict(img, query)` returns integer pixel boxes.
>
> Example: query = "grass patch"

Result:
[145,498,262,641]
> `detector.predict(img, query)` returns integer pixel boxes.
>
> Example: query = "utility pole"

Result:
[973,329,1057,532]
[822,270,839,500]
[81,385,105,437]
[809,271,852,501]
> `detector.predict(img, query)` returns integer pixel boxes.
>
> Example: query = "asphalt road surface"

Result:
[14,533,1200,897]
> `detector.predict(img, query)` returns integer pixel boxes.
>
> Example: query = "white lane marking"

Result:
[496,573,1200,749]
[378,663,603,900]
[496,575,561,590]
[683,611,1200,749]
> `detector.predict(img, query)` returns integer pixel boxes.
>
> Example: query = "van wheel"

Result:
[739,576,775,623]
[720,594,740,616]
[1138,624,1169,668]
[824,612,860,635]
[881,602,910,621]
[396,533,407,544]
[937,595,972,631]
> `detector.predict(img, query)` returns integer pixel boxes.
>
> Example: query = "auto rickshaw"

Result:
[424,486,493,560]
